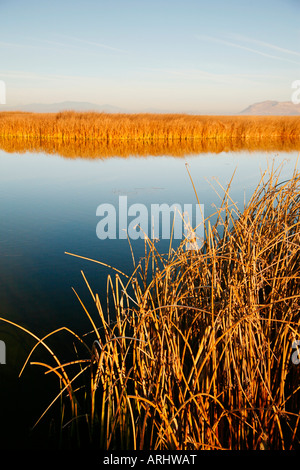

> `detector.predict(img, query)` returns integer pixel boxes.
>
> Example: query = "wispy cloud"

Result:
[0,41,42,50]
[0,39,76,54]
[0,35,128,55]
[228,33,300,58]
[196,34,300,65]
[0,70,87,81]
[55,34,128,54]
[144,66,277,86]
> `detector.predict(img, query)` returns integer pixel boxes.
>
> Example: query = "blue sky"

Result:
[0,0,300,113]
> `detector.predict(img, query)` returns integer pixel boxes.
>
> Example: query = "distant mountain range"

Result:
[240,100,300,116]
[1,99,300,115]
[0,101,127,113]
[0,101,177,114]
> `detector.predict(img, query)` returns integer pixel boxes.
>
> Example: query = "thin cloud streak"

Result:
[0,36,128,56]
[229,33,300,58]
[0,70,94,81]
[196,34,300,65]
[143,66,279,86]
[0,41,44,50]
[55,34,128,54]
[0,39,77,54]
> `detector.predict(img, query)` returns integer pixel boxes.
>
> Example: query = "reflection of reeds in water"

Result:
[0,135,300,159]
[0,111,299,158]
[1,164,300,450]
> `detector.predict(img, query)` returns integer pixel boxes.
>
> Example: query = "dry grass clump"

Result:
[1,165,300,450]
[0,111,299,145]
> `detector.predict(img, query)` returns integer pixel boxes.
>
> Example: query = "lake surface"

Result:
[0,147,299,448]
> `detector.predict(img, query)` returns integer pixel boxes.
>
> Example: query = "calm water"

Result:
[0,148,299,447]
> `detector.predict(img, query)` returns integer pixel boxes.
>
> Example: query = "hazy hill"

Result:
[0,101,126,113]
[240,100,300,116]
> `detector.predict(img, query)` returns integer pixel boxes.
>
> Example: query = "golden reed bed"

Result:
[0,111,299,158]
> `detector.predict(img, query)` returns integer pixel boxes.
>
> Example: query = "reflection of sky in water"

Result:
[0,150,298,334]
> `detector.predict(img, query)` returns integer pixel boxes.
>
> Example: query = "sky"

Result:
[0,0,300,113]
